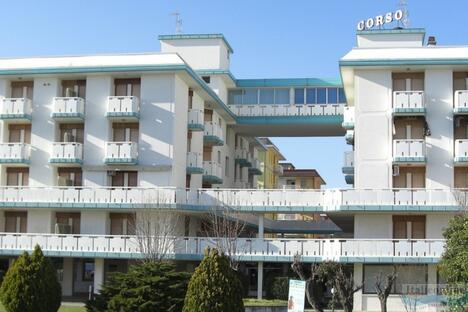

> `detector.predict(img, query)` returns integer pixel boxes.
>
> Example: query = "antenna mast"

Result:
[397,0,410,28]
[171,12,183,34]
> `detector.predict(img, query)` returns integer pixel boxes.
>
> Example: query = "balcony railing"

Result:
[107,96,139,119]
[235,148,251,167]
[52,97,85,119]
[203,161,223,184]
[105,142,138,164]
[186,152,203,174]
[0,186,463,212]
[455,139,468,162]
[393,91,425,114]
[228,104,344,117]
[393,139,426,162]
[454,90,468,113]
[342,151,354,177]
[187,109,204,131]
[248,159,262,175]
[0,143,31,163]
[342,106,355,129]
[203,122,224,146]
[0,98,32,120]
[274,164,283,175]
[0,233,444,262]
[50,142,83,164]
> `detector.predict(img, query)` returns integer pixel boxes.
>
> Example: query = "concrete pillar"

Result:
[427,264,438,295]
[257,261,263,300]
[62,258,74,297]
[353,263,363,312]
[93,258,105,294]
[258,214,264,238]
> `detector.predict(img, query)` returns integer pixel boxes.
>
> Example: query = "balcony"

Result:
[454,90,468,114]
[393,91,425,115]
[187,109,204,131]
[248,159,263,175]
[345,130,354,145]
[393,139,426,163]
[228,104,344,117]
[107,96,139,120]
[50,142,83,165]
[203,122,224,146]
[342,106,355,130]
[235,148,251,167]
[0,233,444,263]
[273,164,283,175]
[0,98,32,121]
[51,97,85,120]
[342,151,354,185]
[186,152,203,174]
[202,161,223,184]
[0,143,30,164]
[454,139,468,162]
[105,142,138,165]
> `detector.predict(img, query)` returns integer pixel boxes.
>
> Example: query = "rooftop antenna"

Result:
[397,0,410,28]
[171,12,183,34]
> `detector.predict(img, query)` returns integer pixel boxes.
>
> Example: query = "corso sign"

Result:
[357,10,404,31]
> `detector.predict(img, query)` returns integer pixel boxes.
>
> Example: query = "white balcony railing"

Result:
[107,96,139,117]
[393,91,425,112]
[228,104,344,117]
[0,186,463,211]
[235,148,249,160]
[0,143,31,162]
[0,98,32,118]
[0,233,444,261]
[203,161,223,179]
[454,90,468,112]
[204,121,223,138]
[186,152,203,169]
[342,106,355,129]
[105,142,138,163]
[50,142,83,162]
[187,109,204,129]
[52,97,85,117]
[274,164,283,175]
[343,151,354,168]
[393,139,426,160]
[455,139,468,160]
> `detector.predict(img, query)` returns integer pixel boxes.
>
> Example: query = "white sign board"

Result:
[357,10,404,31]
[287,279,306,312]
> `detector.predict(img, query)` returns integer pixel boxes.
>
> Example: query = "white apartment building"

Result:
[0,27,461,311]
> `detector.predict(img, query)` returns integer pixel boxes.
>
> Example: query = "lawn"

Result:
[0,305,86,312]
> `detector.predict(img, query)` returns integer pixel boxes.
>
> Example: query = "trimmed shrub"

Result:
[183,248,244,312]
[0,245,61,312]
[270,277,289,300]
[86,261,190,312]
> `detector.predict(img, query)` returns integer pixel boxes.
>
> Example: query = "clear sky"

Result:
[1,0,466,188]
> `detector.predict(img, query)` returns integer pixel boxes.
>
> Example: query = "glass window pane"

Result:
[275,89,290,104]
[306,88,316,104]
[228,90,243,105]
[259,89,274,104]
[317,88,327,104]
[363,265,394,294]
[338,88,346,103]
[243,89,258,105]
[294,88,305,104]
[328,88,338,104]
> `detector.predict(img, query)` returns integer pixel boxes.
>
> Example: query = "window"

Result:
[317,88,327,104]
[55,212,80,234]
[62,80,86,98]
[228,90,243,105]
[217,151,221,164]
[338,88,346,103]
[225,156,229,177]
[393,215,426,239]
[327,88,338,104]
[6,168,29,186]
[82,260,95,281]
[4,211,27,233]
[274,89,290,104]
[58,168,82,187]
[8,124,31,143]
[112,123,139,142]
[11,81,33,99]
[110,213,135,235]
[110,171,138,187]
[188,89,193,109]
[259,89,274,104]
[363,265,427,294]
[306,88,316,104]
[60,123,84,143]
[294,88,305,104]
[243,89,258,105]
[202,76,211,84]
[114,78,140,98]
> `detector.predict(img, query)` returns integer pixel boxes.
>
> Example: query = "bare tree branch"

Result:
[375,265,397,312]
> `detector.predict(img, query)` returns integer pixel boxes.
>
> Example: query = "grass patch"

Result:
[243,299,288,306]
[0,305,86,312]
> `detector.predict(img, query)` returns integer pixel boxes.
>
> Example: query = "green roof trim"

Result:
[340,58,468,67]
[235,78,343,88]
[356,28,426,35]
[195,69,237,84]
[158,33,234,53]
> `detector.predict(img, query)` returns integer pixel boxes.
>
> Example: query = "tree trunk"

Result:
[343,301,353,312]
[380,297,387,312]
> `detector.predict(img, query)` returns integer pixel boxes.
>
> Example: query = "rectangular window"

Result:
[58,167,83,187]
[6,168,29,186]
[110,171,138,187]
[259,89,274,104]
[62,80,86,98]
[4,211,27,233]
[363,265,427,294]
[82,261,95,281]
[11,81,33,99]
[59,123,84,143]
[8,124,31,143]
[243,89,258,105]
[294,88,305,104]
[338,88,346,103]
[112,123,139,142]
[228,90,243,105]
[327,88,338,104]
[317,88,327,104]
[306,88,317,104]
[114,78,141,98]
[55,212,81,234]
[393,215,426,239]
[110,213,135,235]
[274,89,290,104]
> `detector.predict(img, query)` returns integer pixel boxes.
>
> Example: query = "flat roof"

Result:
[158,33,234,54]
[281,169,326,185]
[236,78,342,88]
[356,28,426,36]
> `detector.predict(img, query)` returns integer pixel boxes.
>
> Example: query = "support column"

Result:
[353,263,363,312]
[62,258,74,297]
[257,261,264,300]
[258,214,264,238]
[93,258,105,294]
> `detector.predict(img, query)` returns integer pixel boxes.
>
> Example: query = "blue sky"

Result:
[1,0,466,188]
